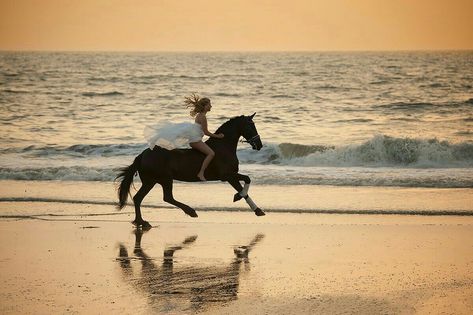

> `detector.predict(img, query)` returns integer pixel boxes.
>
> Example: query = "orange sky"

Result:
[0,0,472,51]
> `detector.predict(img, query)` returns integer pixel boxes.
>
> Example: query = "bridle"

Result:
[240,134,261,149]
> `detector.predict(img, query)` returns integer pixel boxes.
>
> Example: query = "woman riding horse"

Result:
[116,113,265,227]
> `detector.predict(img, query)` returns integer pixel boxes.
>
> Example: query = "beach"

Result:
[0,181,473,314]
[1,51,473,314]
[1,181,473,314]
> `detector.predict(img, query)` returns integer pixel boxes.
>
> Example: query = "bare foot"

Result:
[197,173,206,181]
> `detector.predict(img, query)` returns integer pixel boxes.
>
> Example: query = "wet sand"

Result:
[1,202,473,314]
[1,180,473,215]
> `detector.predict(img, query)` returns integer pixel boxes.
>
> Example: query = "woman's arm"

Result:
[199,115,224,138]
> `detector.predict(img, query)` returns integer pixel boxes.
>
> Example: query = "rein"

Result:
[239,134,260,144]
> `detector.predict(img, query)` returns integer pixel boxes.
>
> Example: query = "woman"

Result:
[144,93,224,181]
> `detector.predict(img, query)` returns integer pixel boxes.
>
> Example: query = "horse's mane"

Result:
[215,115,244,134]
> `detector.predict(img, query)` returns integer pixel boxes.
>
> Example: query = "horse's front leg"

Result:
[231,173,251,202]
[227,174,265,216]
[163,235,198,266]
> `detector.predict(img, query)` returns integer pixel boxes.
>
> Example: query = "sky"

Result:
[0,0,472,51]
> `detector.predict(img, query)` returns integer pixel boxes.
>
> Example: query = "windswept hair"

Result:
[185,93,210,117]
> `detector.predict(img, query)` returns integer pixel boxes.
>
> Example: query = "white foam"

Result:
[237,135,473,168]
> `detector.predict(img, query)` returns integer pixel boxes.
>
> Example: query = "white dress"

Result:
[144,122,204,150]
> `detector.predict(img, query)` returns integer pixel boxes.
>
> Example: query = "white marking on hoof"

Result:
[245,196,258,211]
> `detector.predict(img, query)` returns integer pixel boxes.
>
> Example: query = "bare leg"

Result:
[190,141,215,181]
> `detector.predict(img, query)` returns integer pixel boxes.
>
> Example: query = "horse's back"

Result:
[170,148,207,181]
[139,145,238,182]
[139,146,202,180]
[139,147,172,178]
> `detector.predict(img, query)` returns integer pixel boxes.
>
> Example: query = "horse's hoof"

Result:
[141,222,152,230]
[234,246,249,258]
[183,209,198,218]
[233,193,243,202]
[163,249,175,259]
[132,220,152,228]
[254,208,266,216]
[183,235,198,244]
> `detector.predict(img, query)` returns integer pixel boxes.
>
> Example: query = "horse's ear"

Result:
[249,112,256,120]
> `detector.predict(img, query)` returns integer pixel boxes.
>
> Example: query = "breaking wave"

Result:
[0,167,117,181]
[238,135,473,168]
[3,135,473,168]
[0,143,146,157]
[1,165,472,188]
[1,135,472,187]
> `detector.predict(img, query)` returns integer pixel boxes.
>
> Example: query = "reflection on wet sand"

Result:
[117,229,264,313]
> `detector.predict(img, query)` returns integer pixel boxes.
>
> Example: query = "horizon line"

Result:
[1,48,472,54]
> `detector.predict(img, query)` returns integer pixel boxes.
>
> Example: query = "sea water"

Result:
[0,52,472,206]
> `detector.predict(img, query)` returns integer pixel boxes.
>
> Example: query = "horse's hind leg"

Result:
[160,179,198,218]
[132,182,155,228]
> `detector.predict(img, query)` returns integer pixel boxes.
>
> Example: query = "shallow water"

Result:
[0,180,472,216]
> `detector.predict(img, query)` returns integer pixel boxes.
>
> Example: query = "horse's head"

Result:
[241,113,262,151]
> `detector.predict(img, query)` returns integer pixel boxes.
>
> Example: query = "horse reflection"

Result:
[117,229,264,313]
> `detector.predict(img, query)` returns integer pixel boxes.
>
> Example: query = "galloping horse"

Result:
[116,113,265,227]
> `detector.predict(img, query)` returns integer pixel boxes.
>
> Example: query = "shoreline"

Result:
[1,180,472,217]
[2,200,473,217]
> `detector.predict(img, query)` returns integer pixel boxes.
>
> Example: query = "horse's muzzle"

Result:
[242,134,262,150]
[250,136,263,151]
[253,141,263,151]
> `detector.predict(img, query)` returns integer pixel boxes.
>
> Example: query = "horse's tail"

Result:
[115,153,142,210]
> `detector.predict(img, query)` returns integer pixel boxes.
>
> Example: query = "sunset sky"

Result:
[0,0,472,51]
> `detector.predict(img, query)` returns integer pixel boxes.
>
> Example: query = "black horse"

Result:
[116,113,265,227]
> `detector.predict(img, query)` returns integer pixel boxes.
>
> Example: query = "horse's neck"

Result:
[208,133,239,151]
[211,123,241,151]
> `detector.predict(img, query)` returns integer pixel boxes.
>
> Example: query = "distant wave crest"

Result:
[372,98,473,112]
[81,91,124,97]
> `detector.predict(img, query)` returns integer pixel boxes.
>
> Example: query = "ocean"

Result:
[1,51,472,189]
[0,52,473,218]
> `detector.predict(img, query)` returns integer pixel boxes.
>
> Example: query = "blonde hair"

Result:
[185,93,210,117]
